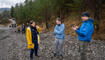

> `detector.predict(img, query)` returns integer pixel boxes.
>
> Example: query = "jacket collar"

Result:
[57,24,62,26]
[83,18,94,23]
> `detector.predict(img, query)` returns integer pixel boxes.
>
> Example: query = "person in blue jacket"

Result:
[72,12,94,60]
[54,18,65,57]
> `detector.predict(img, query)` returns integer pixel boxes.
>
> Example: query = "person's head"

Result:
[56,18,62,25]
[81,12,90,21]
[30,20,36,27]
[23,23,24,25]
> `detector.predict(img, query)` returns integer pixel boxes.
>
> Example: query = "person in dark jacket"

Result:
[22,23,26,34]
[29,21,39,60]
[72,12,94,60]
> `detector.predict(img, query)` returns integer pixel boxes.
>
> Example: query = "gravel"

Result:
[0,30,105,60]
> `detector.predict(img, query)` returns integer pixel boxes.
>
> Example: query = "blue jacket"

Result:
[76,18,94,42]
[54,24,65,39]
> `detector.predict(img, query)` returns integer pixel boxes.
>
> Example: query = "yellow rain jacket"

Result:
[26,27,42,49]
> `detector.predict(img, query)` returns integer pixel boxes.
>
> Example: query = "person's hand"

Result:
[36,25,39,28]
[75,26,79,29]
[72,26,79,31]
[72,27,77,30]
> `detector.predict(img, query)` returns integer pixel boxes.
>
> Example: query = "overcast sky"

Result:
[0,0,25,8]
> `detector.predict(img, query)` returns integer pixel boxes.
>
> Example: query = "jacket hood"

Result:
[89,18,94,23]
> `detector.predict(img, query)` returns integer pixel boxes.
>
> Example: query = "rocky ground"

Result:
[0,28,105,60]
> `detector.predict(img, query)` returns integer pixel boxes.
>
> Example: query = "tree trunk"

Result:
[94,0,102,31]
[45,8,49,29]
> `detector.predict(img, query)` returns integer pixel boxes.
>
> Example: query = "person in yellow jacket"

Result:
[26,21,41,60]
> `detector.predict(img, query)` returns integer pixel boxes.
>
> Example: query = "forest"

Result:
[0,10,10,24]
[10,0,105,40]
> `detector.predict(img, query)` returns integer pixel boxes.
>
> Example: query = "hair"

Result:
[56,17,62,23]
[30,20,35,25]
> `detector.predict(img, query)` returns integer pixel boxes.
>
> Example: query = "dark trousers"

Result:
[30,43,38,59]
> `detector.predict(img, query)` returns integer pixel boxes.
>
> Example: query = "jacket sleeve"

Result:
[37,27,41,44]
[76,23,91,36]
[38,35,40,44]
[26,28,33,44]
[54,25,57,34]
[37,27,42,33]
[26,28,34,49]
[54,25,65,35]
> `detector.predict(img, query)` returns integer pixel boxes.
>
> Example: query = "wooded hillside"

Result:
[10,0,105,40]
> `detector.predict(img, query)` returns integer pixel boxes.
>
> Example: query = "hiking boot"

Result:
[54,53,57,57]
[30,58,33,60]
[59,54,63,57]
[35,55,40,57]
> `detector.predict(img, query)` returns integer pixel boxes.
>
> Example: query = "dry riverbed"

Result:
[0,29,105,60]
